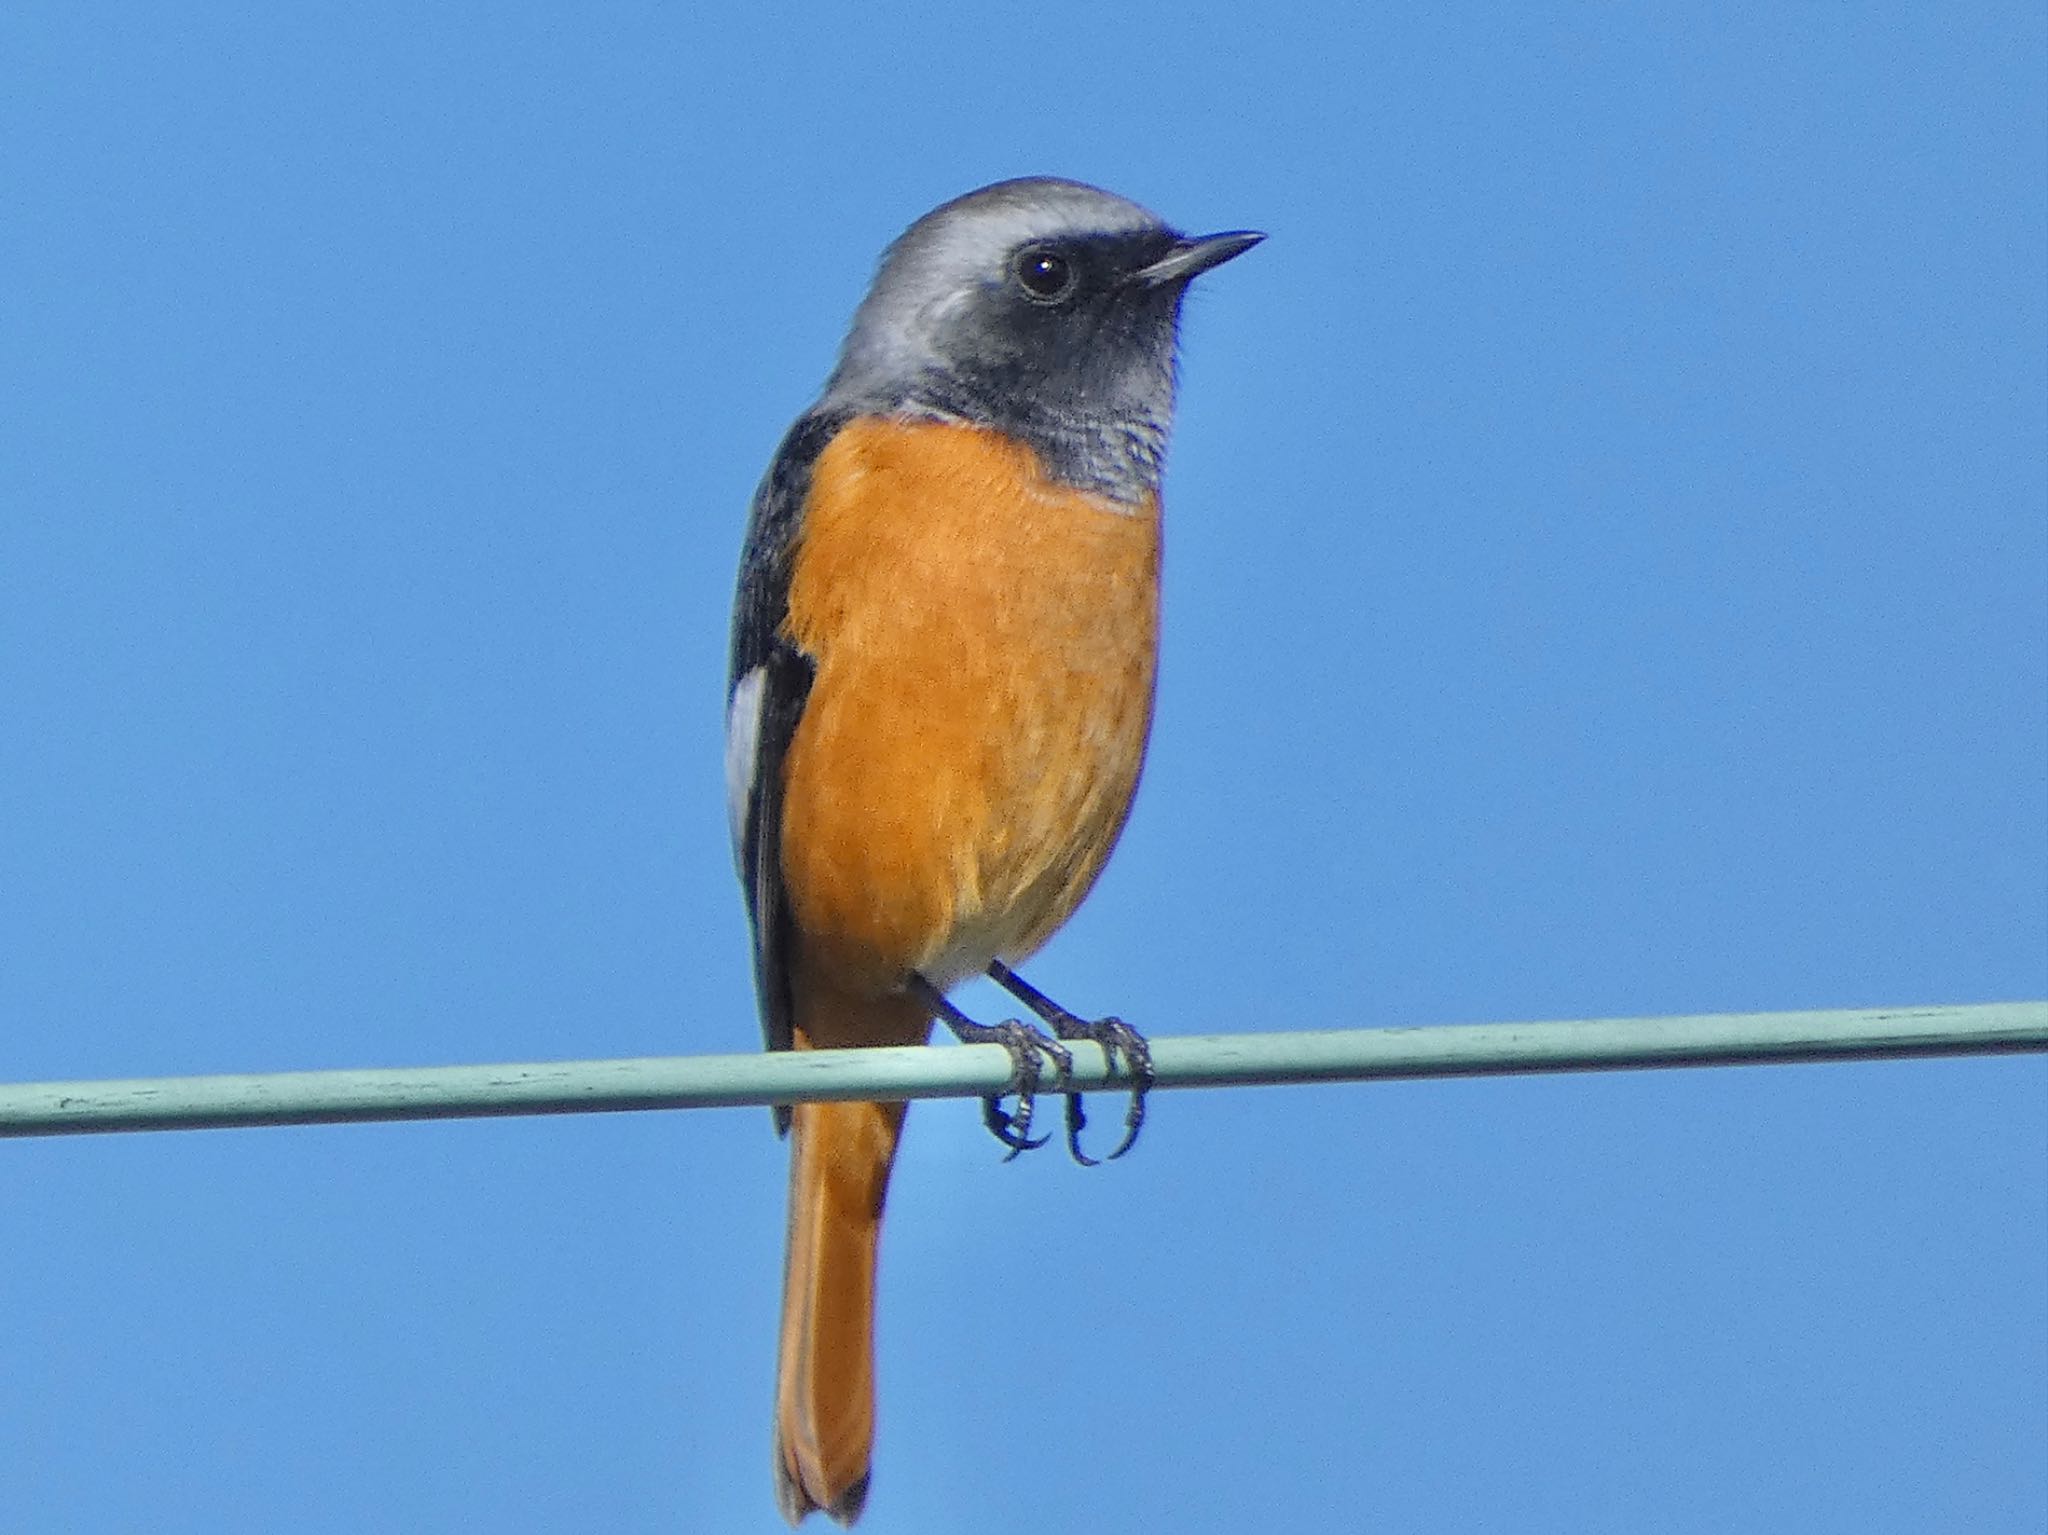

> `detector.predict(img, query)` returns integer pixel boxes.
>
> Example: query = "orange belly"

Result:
[778,416,1159,995]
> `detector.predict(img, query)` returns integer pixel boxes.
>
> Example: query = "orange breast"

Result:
[779,416,1159,995]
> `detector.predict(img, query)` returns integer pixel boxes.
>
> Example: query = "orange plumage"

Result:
[780,416,1160,995]
[770,416,1158,1521]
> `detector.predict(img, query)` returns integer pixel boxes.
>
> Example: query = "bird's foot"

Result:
[944,1014,1075,1159]
[987,961,1154,1165]
[909,973,1073,1158]
[1045,1012,1152,1165]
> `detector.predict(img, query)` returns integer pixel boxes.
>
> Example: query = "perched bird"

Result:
[725,176,1260,1525]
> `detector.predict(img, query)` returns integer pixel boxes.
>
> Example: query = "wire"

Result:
[3,1001,2040,1139]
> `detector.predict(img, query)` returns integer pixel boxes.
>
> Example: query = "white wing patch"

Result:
[724,664,767,865]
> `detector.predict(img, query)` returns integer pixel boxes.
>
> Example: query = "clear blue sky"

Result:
[3,6,2043,1532]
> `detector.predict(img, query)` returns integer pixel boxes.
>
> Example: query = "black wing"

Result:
[727,409,848,1119]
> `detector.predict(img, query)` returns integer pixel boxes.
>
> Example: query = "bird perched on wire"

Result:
[725,175,1260,1526]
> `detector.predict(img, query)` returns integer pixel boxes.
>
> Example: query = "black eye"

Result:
[1013,245,1076,302]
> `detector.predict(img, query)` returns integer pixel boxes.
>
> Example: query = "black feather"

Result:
[729,409,850,1132]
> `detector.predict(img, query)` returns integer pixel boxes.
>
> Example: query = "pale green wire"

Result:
[2,1001,2040,1139]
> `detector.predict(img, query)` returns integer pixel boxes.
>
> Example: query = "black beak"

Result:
[1133,229,1266,288]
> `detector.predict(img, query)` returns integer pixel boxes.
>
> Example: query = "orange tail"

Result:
[773,984,928,1526]
[774,1094,904,1525]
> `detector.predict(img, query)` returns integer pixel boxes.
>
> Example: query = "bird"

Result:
[725,176,1260,1525]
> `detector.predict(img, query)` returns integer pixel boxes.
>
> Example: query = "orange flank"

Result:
[779,415,1160,998]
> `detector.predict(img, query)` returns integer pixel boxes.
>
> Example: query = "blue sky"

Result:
[3,5,2044,1532]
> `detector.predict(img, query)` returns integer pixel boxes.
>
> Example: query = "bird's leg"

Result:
[985,961,1153,1165]
[909,973,1073,1160]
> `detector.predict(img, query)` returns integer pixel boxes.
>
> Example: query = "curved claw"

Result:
[959,1017,1072,1161]
[1050,1014,1153,1164]
[1100,1021,1153,1162]
[1063,1093,1099,1168]
[982,1093,1048,1156]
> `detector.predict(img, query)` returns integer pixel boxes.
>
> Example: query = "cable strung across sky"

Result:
[3,1000,2040,1140]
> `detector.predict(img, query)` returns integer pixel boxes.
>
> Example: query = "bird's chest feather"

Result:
[779,417,1159,985]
